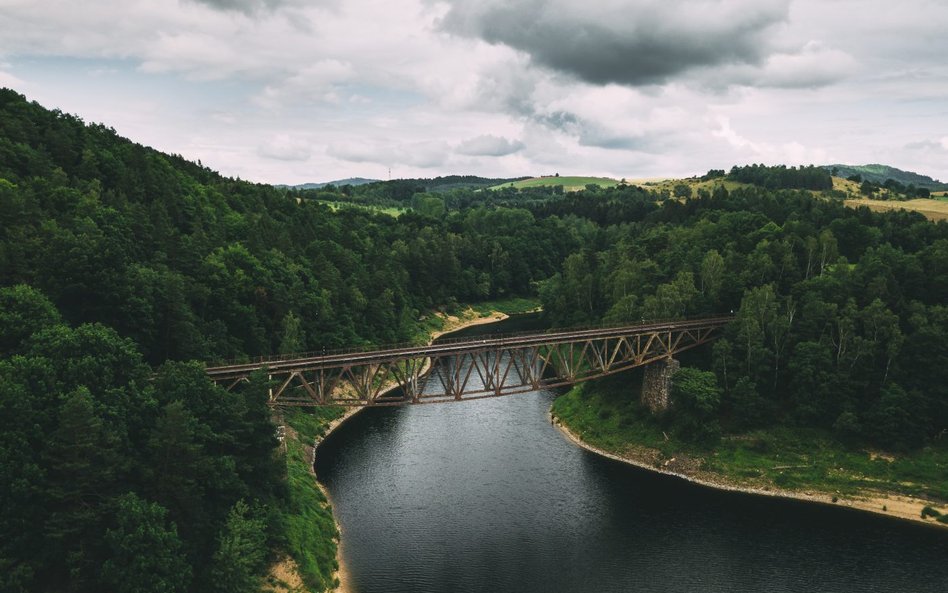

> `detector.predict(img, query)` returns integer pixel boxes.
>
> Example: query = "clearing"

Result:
[489,176,620,191]
[844,197,948,221]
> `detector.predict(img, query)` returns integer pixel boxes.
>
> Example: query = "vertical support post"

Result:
[640,357,680,414]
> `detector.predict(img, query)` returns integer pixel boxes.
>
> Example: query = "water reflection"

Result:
[315,317,948,593]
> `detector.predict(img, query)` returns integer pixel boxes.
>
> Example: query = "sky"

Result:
[1,0,947,184]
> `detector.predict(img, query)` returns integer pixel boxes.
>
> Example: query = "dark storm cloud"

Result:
[440,0,790,86]
[535,110,663,152]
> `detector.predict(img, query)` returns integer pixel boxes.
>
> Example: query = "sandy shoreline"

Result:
[313,309,513,592]
[551,414,947,530]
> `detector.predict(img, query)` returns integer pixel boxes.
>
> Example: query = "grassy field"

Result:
[832,176,862,196]
[844,197,948,221]
[635,177,752,195]
[552,377,948,504]
[489,176,620,191]
[313,199,406,217]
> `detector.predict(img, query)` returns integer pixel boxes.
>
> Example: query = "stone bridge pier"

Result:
[640,357,679,414]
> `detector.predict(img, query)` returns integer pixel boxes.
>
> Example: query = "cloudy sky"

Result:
[1,0,946,183]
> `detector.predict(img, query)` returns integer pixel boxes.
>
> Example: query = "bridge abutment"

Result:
[641,357,679,414]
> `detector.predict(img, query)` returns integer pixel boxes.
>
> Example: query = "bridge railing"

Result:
[207,314,734,369]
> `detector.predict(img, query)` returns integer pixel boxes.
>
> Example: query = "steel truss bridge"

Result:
[205,317,732,407]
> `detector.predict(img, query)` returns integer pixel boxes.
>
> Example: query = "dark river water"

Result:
[315,316,948,593]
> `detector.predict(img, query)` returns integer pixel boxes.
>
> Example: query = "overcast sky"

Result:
[1,0,946,184]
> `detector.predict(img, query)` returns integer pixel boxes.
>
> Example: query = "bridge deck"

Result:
[206,316,732,383]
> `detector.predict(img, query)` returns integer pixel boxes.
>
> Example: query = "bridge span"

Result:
[205,317,733,406]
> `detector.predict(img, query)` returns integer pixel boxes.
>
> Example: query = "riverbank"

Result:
[272,303,527,592]
[551,380,948,530]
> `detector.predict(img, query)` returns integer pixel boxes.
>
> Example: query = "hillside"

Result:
[414,174,525,192]
[3,87,948,593]
[489,175,620,191]
[0,88,580,593]
[279,177,380,190]
[825,164,948,190]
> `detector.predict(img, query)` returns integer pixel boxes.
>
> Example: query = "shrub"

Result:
[921,506,942,519]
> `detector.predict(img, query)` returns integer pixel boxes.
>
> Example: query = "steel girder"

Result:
[205,317,731,406]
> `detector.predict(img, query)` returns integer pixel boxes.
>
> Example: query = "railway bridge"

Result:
[205,317,732,407]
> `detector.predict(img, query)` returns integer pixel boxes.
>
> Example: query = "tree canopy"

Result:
[2,88,947,591]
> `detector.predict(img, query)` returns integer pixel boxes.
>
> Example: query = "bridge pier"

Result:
[641,357,679,414]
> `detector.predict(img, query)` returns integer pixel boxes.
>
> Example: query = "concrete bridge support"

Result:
[641,357,679,414]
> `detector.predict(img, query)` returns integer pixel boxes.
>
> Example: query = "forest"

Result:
[1,88,947,592]
[538,188,948,450]
[0,89,589,592]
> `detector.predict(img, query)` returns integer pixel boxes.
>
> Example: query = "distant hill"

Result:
[411,175,526,192]
[824,164,948,190]
[278,177,380,190]
[280,175,523,192]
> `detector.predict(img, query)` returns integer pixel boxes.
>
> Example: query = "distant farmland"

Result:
[844,197,948,221]
[489,176,620,191]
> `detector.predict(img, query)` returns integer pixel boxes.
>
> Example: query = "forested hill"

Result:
[277,177,379,190]
[825,164,948,190]
[3,89,948,592]
[539,186,948,452]
[0,88,575,364]
[0,89,581,593]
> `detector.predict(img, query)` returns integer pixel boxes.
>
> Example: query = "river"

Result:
[315,315,948,593]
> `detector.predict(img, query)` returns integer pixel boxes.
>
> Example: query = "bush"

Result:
[921,506,942,519]
[671,367,722,444]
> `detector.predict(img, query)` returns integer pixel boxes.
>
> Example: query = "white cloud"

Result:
[712,116,828,166]
[455,134,524,157]
[0,69,27,89]
[0,0,946,182]
[258,134,311,161]
[328,140,451,168]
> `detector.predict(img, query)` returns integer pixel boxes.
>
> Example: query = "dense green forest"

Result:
[727,164,833,190]
[0,89,578,592]
[538,185,948,451]
[2,89,947,592]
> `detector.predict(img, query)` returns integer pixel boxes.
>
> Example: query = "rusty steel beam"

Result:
[205,317,732,406]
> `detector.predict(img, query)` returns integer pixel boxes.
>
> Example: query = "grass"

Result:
[832,177,948,220]
[636,177,752,195]
[313,199,406,218]
[551,377,675,455]
[844,197,948,221]
[468,296,542,316]
[489,176,620,191]
[552,376,948,502]
[276,407,348,593]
